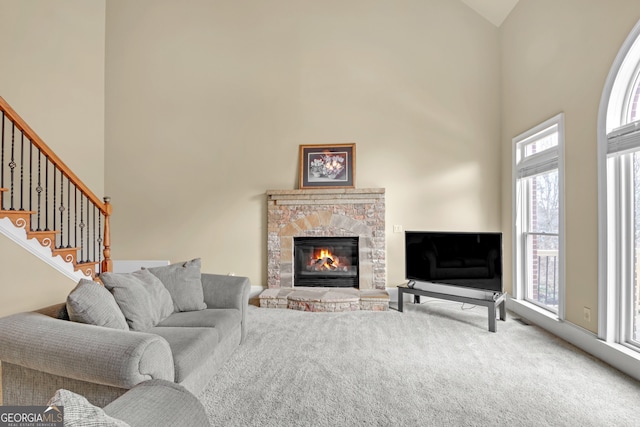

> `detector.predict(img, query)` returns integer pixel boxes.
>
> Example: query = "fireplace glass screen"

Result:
[293,236,359,288]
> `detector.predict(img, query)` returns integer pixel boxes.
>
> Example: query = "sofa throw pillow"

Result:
[66,279,129,330]
[147,258,207,312]
[48,388,130,427]
[100,269,175,331]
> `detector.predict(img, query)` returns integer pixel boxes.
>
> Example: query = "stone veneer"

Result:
[267,188,386,290]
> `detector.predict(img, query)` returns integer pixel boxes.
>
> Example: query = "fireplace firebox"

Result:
[293,236,359,288]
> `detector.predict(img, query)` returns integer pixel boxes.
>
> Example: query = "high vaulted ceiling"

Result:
[460,0,520,27]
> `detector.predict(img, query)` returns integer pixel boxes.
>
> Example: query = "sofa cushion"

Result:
[157,308,241,342]
[147,258,207,312]
[148,327,219,383]
[100,269,175,331]
[48,388,130,426]
[66,279,129,330]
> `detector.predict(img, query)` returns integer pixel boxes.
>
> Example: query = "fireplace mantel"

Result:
[266,188,386,290]
[267,188,385,205]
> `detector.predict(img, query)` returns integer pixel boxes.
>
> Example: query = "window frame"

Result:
[598,19,640,350]
[513,113,566,319]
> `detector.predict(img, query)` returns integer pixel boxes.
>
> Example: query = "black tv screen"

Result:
[405,231,503,293]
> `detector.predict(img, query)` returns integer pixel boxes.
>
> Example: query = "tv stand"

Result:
[397,284,506,332]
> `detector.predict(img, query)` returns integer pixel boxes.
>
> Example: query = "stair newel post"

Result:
[101,196,112,273]
[1,111,5,194]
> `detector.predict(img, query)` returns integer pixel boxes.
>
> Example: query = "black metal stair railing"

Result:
[0,97,112,275]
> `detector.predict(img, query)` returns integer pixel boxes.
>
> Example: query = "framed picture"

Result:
[299,143,356,189]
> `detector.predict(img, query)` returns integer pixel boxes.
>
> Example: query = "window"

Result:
[514,114,565,316]
[600,20,640,351]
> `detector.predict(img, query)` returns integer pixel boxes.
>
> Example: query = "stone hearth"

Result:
[259,287,389,312]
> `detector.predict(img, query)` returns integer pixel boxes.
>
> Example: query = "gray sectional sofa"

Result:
[0,259,250,416]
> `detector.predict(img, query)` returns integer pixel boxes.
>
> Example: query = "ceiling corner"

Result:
[460,0,520,28]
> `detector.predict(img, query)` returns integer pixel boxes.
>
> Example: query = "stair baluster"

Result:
[19,133,24,211]
[36,152,42,231]
[9,123,15,210]
[74,187,77,248]
[52,161,56,238]
[66,179,71,248]
[29,143,33,213]
[1,111,4,194]
[44,158,49,231]
[58,170,64,250]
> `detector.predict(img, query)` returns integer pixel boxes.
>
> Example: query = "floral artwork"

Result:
[299,144,355,189]
[309,154,346,179]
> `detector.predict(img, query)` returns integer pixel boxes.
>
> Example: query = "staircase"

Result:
[0,97,111,279]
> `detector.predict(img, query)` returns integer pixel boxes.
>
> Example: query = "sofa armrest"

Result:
[0,312,174,389]
[104,379,210,427]
[201,274,250,310]
[201,273,250,342]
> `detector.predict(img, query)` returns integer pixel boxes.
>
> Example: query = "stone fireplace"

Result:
[266,188,385,289]
[261,188,388,311]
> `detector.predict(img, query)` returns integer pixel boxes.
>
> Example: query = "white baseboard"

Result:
[507,297,640,382]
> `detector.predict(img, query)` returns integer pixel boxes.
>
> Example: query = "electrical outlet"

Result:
[393,225,403,233]
[583,307,591,323]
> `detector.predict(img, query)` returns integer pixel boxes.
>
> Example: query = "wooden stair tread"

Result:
[0,209,37,214]
[52,247,80,253]
[0,210,36,229]
[27,230,59,249]
[74,261,98,278]
[28,230,60,235]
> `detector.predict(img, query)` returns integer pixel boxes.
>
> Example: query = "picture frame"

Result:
[299,143,356,189]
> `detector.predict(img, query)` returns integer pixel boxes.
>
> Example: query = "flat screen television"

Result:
[405,231,503,293]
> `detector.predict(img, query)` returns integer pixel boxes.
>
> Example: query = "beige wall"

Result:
[0,0,106,316]
[104,0,501,288]
[500,0,640,332]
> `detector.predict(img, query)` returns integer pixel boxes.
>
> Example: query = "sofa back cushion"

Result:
[66,279,129,330]
[100,269,175,331]
[147,258,207,312]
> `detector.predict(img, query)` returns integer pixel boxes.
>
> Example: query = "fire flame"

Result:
[310,248,341,271]
[318,249,332,260]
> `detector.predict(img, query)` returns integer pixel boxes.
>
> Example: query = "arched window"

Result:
[599,20,640,352]
[629,74,640,122]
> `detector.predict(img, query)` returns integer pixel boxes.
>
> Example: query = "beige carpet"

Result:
[199,302,640,426]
